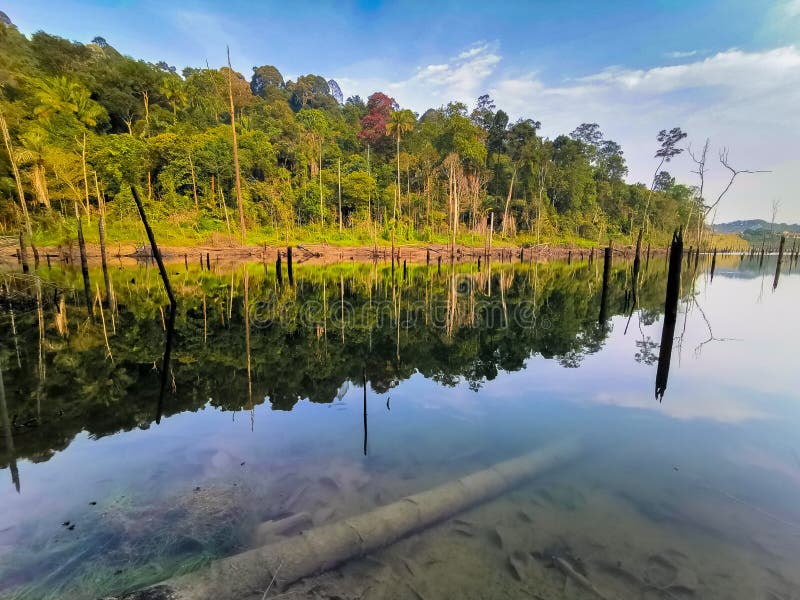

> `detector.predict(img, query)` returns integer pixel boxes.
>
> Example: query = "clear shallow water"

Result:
[1,254,799,599]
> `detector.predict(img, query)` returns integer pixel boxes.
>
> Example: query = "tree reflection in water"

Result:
[1,257,683,470]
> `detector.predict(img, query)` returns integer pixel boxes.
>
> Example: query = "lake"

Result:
[1,249,799,599]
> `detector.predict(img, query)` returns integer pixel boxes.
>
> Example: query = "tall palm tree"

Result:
[16,126,52,210]
[160,77,188,123]
[31,76,80,120]
[386,109,415,221]
[31,76,106,127]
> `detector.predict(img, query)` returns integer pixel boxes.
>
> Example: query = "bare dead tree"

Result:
[690,145,769,248]
[706,148,770,218]
[226,45,246,244]
[771,198,781,235]
[687,139,709,240]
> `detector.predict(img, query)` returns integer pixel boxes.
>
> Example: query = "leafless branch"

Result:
[704,148,770,216]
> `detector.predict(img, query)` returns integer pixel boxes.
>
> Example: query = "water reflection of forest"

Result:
[1,258,685,468]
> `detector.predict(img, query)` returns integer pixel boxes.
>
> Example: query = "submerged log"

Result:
[109,439,580,600]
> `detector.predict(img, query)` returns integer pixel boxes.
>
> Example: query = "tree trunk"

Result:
[502,167,516,237]
[227,47,246,244]
[74,201,93,322]
[188,150,199,210]
[338,158,342,234]
[95,173,112,308]
[1,111,38,264]
[395,132,400,221]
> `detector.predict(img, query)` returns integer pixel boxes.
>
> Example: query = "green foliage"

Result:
[0,24,709,248]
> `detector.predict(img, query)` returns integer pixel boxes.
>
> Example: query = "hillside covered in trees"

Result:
[0,20,710,248]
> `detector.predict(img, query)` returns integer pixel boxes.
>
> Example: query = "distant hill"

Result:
[714,220,800,248]
[714,220,800,234]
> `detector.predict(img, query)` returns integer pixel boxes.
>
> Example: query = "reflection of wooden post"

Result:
[96,174,112,307]
[244,268,252,418]
[0,362,20,493]
[131,186,176,424]
[362,368,368,457]
[276,251,283,287]
[655,230,683,401]
[75,201,93,322]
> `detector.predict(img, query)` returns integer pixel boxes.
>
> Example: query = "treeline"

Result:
[0,21,705,246]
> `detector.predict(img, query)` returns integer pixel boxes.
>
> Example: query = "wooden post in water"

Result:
[655,230,683,401]
[287,246,294,285]
[599,242,612,325]
[567,250,572,265]
[276,250,283,287]
[773,235,786,290]
[630,229,642,311]
[588,247,594,266]
[0,361,20,493]
[18,230,29,273]
[403,259,407,282]
[426,249,430,266]
[710,248,717,282]
[206,253,211,270]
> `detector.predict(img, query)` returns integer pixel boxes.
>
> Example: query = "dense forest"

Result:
[0,19,711,248]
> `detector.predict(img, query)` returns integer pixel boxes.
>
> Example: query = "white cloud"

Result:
[785,0,800,17]
[409,43,501,103]
[578,46,800,94]
[665,50,699,59]
[336,43,501,113]
[496,46,800,221]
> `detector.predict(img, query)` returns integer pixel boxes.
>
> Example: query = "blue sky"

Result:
[6,0,800,221]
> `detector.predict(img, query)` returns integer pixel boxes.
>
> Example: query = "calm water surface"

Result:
[1,253,799,599]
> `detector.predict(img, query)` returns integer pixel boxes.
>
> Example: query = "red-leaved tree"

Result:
[358,92,398,153]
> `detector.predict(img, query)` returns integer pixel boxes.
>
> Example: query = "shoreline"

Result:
[0,241,665,267]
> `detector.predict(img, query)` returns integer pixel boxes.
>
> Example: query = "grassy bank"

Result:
[18,209,750,252]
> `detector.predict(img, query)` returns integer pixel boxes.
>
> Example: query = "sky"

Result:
[6,0,800,222]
